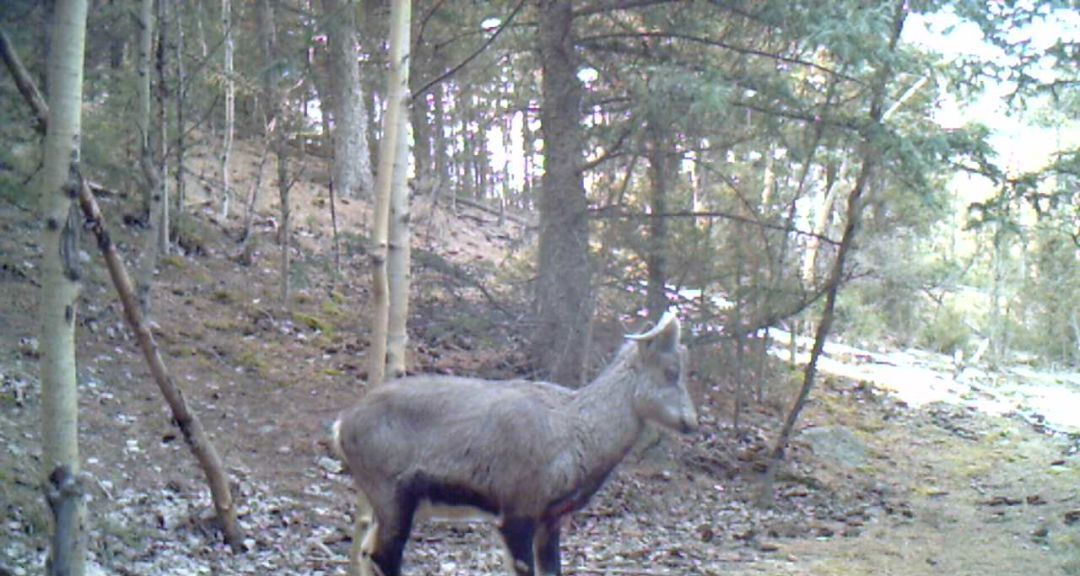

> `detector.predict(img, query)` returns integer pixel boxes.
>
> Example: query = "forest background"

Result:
[0,0,1078,574]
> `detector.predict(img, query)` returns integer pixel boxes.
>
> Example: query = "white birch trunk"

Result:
[366,0,410,387]
[386,85,412,378]
[137,0,154,214]
[39,0,89,571]
[220,0,234,220]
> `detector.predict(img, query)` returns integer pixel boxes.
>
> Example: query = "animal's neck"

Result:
[570,347,644,474]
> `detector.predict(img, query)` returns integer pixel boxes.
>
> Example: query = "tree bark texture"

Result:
[77,178,243,550]
[38,0,90,571]
[386,83,412,379]
[322,0,374,199]
[367,0,410,388]
[535,0,593,387]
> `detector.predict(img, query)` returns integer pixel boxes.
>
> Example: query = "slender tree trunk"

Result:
[219,0,234,220]
[322,0,374,198]
[194,0,209,59]
[156,0,170,256]
[137,0,154,216]
[432,80,449,190]
[800,161,840,285]
[174,0,186,219]
[256,0,290,303]
[645,124,671,321]
[39,0,90,572]
[521,105,534,207]
[277,132,291,303]
[367,0,410,389]
[535,0,593,386]
[135,0,163,314]
[240,127,272,245]
[757,0,907,509]
[409,55,432,189]
[990,220,1009,365]
[386,91,411,378]
[330,179,341,278]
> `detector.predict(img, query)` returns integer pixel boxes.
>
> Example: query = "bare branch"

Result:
[0,28,48,131]
[573,0,682,19]
[590,206,842,245]
[578,31,858,83]
[411,0,527,101]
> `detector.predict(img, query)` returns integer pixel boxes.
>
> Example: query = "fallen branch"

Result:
[77,175,243,551]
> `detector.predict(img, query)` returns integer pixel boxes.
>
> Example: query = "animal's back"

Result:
[335,375,576,513]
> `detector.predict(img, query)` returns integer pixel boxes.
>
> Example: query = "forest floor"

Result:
[1,142,1078,575]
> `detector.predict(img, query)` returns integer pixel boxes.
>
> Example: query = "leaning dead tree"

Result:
[1,30,243,552]
[77,178,243,549]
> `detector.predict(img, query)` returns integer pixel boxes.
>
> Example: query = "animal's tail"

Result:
[328,417,347,462]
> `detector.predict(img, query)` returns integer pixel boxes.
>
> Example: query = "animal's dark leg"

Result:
[368,493,417,576]
[499,517,537,576]
[535,520,561,576]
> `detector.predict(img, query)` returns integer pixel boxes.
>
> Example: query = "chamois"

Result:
[332,311,698,576]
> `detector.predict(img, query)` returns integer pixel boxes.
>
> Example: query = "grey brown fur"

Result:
[333,312,697,576]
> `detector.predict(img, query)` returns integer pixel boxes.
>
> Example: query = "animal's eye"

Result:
[663,365,680,384]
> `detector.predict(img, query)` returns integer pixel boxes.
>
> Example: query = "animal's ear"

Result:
[626,311,681,355]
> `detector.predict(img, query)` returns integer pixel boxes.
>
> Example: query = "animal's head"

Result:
[626,311,698,434]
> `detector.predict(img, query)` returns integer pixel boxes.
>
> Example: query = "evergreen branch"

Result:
[412,0,527,101]
[590,206,841,245]
[578,31,859,83]
[573,0,682,19]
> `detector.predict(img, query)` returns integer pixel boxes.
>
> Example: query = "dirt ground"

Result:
[1,144,1077,575]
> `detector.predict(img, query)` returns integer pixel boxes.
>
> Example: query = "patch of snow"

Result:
[768,328,1080,434]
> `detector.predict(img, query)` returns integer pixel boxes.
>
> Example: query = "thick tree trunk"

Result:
[322,0,374,199]
[534,0,593,387]
[38,0,90,572]
[367,0,410,389]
